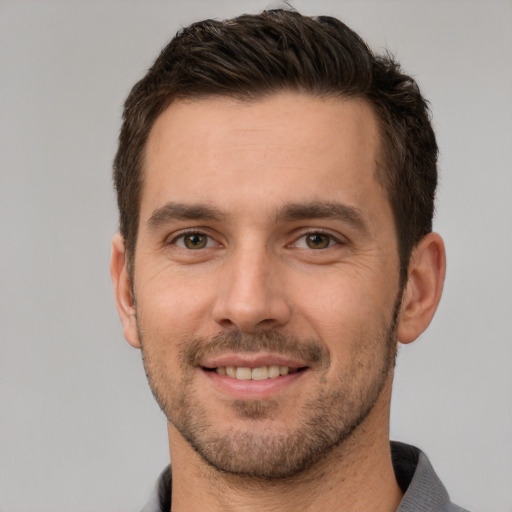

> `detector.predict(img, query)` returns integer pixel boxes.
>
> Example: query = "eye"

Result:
[173,232,214,250]
[294,232,339,249]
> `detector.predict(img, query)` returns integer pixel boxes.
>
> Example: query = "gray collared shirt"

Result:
[141,442,470,512]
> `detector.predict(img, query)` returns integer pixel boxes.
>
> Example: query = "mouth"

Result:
[199,354,311,398]
[203,365,308,381]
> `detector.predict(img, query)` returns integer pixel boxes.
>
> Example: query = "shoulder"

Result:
[392,442,471,512]
[140,465,172,512]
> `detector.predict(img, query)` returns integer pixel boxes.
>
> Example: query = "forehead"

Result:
[142,92,388,226]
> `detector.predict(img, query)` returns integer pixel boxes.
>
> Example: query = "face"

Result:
[122,92,404,478]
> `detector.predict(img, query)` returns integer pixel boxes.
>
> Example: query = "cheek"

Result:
[296,270,389,322]
[292,272,395,356]
[135,267,216,343]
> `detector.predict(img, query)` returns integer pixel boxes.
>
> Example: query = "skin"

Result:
[111,92,446,512]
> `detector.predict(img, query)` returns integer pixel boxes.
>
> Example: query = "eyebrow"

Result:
[147,202,225,230]
[146,200,369,235]
[276,202,370,235]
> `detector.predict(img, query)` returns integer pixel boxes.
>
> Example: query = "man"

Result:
[110,9,468,512]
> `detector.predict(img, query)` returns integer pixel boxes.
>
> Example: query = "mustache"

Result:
[181,330,331,368]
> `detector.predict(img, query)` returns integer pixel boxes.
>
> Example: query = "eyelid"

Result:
[290,229,347,249]
[167,229,220,249]
[164,227,346,249]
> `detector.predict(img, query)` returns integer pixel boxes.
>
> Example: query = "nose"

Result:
[212,244,292,333]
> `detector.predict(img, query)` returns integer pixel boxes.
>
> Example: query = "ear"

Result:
[397,232,446,344]
[110,234,141,348]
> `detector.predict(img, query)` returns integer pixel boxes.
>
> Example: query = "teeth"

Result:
[251,366,269,380]
[214,365,298,380]
[268,365,280,378]
[235,367,252,380]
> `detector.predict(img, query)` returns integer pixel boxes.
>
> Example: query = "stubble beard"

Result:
[138,299,400,481]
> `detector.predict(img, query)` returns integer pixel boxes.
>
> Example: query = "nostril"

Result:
[216,318,238,330]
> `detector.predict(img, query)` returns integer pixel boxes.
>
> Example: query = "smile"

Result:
[200,353,311,397]
[211,365,303,380]
[203,364,309,399]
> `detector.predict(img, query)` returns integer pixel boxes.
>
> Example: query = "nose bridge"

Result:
[212,237,290,332]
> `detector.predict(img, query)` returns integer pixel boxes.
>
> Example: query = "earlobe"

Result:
[397,232,446,344]
[110,234,141,349]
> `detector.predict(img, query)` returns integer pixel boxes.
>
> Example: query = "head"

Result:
[113,9,438,286]
[111,9,445,480]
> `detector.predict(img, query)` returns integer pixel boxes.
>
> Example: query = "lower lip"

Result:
[202,369,308,399]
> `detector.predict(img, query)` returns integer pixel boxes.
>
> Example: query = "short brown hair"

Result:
[113,9,438,283]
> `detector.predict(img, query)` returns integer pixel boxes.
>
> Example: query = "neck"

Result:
[168,380,402,512]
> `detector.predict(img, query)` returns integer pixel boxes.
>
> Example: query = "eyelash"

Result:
[291,231,343,250]
[168,229,344,251]
[169,230,217,249]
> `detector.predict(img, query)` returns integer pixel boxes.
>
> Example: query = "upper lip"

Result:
[200,352,309,370]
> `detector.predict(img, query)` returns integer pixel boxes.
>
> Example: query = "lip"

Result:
[202,367,308,399]
[198,351,310,400]
[200,352,308,370]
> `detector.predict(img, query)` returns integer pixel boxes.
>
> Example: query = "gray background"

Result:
[1,1,511,511]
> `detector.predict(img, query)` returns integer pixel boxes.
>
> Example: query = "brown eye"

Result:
[305,233,331,249]
[182,233,208,249]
